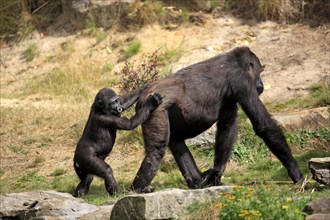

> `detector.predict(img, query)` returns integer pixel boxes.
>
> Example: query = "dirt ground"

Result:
[0,14,329,182]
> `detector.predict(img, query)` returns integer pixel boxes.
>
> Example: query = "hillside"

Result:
[0,1,329,210]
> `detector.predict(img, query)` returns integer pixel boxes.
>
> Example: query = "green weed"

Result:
[185,184,323,220]
[85,21,107,43]
[51,168,66,176]
[22,43,39,62]
[128,0,163,27]
[286,128,330,150]
[122,41,141,59]
[266,83,330,111]
[60,40,75,52]
[9,145,29,155]
[31,156,46,168]
[257,0,281,20]
[216,186,307,220]
[0,168,5,177]
[159,41,185,66]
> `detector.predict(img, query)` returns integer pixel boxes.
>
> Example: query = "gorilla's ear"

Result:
[94,100,104,113]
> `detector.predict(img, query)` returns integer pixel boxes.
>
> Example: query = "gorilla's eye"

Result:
[110,97,120,104]
[250,62,254,68]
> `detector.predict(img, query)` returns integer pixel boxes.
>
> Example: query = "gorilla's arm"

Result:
[119,86,147,110]
[236,79,304,183]
[100,93,163,130]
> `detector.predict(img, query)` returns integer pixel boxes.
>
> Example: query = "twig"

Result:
[32,0,52,14]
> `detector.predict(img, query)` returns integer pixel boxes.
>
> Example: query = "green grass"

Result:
[15,62,117,102]
[51,168,67,177]
[266,83,330,112]
[186,185,310,220]
[159,41,185,66]
[31,156,46,168]
[9,145,29,155]
[122,41,141,59]
[85,21,107,43]
[22,43,39,62]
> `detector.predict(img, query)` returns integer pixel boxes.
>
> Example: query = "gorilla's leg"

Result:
[213,104,238,185]
[103,167,119,195]
[86,157,119,195]
[169,140,213,189]
[73,163,94,197]
[131,110,169,193]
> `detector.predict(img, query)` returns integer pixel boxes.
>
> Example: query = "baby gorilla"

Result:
[73,87,162,197]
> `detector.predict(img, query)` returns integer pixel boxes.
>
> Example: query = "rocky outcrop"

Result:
[110,186,232,220]
[309,157,330,186]
[272,107,329,132]
[0,190,112,220]
[0,186,232,220]
[187,107,329,147]
[303,197,330,220]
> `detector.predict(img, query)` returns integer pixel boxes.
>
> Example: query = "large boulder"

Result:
[64,0,134,29]
[303,197,330,220]
[309,157,330,186]
[110,186,232,220]
[0,190,111,220]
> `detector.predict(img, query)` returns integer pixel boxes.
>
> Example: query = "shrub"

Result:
[117,49,160,93]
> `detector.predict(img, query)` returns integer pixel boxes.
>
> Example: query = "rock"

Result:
[78,204,114,220]
[305,213,330,220]
[303,197,330,220]
[67,0,134,29]
[163,0,214,12]
[187,107,329,147]
[110,186,232,220]
[272,107,329,132]
[309,158,330,186]
[0,190,107,220]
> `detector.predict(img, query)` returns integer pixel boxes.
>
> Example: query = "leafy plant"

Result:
[118,49,160,93]
[186,186,309,220]
[216,186,307,220]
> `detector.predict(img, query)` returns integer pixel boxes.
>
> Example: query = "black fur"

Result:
[73,87,162,197]
[130,47,304,192]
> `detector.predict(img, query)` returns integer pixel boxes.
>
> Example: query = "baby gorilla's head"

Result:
[93,88,123,116]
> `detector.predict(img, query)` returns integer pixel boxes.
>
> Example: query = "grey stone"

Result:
[305,213,330,220]
[110,186,232,220]
[0,190,100,220]
[309,158,330,186]
[303,197,330,220]
[272,107,329,132]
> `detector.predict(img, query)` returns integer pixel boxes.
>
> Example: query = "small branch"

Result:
[32,0,52,14]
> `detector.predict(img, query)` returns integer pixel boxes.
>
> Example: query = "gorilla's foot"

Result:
[133,185,154,193]
[73,187,89,198]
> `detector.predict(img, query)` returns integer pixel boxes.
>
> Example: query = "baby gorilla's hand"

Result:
[147,93,163,110]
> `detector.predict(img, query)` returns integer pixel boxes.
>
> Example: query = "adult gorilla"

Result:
[130,47,304,193]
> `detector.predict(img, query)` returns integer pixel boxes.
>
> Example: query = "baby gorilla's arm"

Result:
[100,93,163,130]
